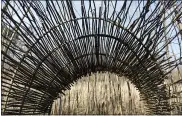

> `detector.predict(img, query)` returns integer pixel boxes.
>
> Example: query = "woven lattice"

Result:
[1,0,182,115]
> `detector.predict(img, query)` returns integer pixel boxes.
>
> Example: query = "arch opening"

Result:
[51,72,148,115]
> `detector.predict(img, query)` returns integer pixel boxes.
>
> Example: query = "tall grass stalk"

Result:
[51,72,147,114]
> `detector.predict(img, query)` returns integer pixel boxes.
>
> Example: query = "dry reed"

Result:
[51,72,147,115]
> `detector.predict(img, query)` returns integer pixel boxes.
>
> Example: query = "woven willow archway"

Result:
[1,0,182,115]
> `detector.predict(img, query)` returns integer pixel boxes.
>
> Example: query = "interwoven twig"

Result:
[1,0,182,115]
